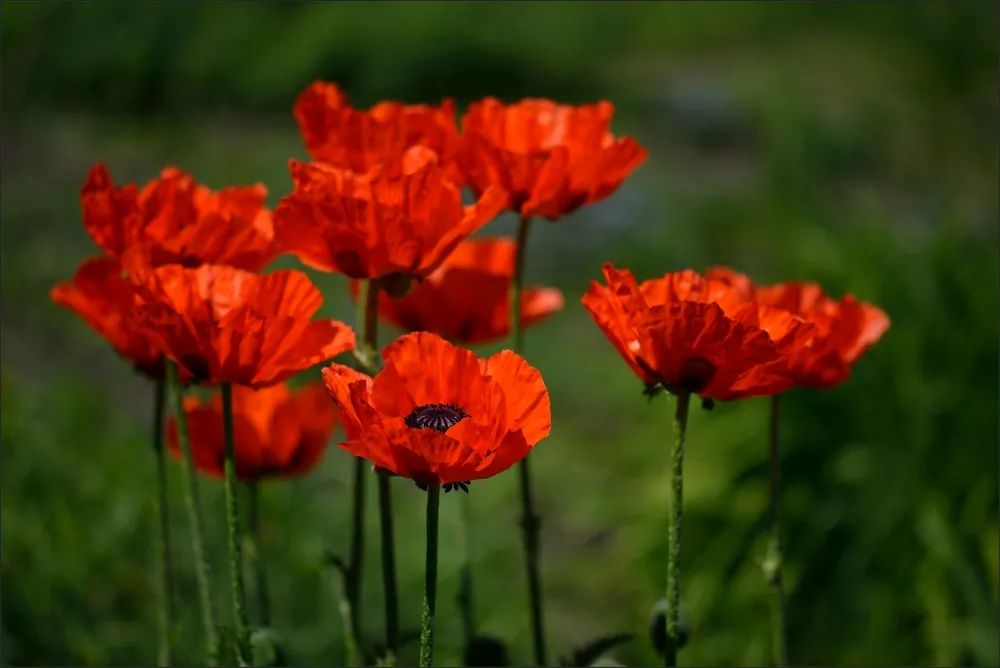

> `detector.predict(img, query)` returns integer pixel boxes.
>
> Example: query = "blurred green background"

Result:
[2,2,998,666]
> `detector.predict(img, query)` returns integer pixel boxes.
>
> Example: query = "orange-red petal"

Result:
[461,97,647,220]
[292,81,464,184]
[347,237,564,344]
[50,256,163,378]
[167,382,336,481]
[323,332,547,485]
[130,265,355,387]
[273,158,503,279]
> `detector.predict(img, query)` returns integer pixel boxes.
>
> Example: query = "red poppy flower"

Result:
[321,332,550,489]
[706,267,891,388]
[273,148,505,280]
[582,264,817,401]
[293,81,465,185]
[460,97,647,221]
[165,382,337,481]
[81,163,276,271]
[127,262,356,388]
[49,256,165,379]
[346,237,564,344]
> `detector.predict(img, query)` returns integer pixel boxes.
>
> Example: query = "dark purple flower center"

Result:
[404,403,469,433]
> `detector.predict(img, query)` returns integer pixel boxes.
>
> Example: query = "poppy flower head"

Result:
[756,281,890,387]
[128,263,356,387]
[81,163,276,272]
[49,256,165,379]
[166,382,338,481]
[347,237,565,344]
[322,332,550,488]
[461,97,648,221]
[273,149,506,280]
[293,81,464,184]
[582,263,802,401]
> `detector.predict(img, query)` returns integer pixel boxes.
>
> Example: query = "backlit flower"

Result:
[706,267,891,388]
[322,332,550,489]
[49,256,165,379]
[273,148,505,280]
[582,264,816,401]
[82,163,276,271]
[461,97,647,221]
[128,262,355,387]
[166,382,337,481]
[293,81,464,184]
[347,237,564,344]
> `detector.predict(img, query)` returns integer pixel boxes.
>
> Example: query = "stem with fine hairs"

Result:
[221,383,251,665]
[167,361,219,664]
[509,215,548,667]
[664,391,691,667]
[338,279,376,660]
[765,394,789,666]
[247,481,271,628]
[152,378,174,666]
[344,456,365,665]
[360,277,400,662]
[371,279,400,660]
[419,484,442,667]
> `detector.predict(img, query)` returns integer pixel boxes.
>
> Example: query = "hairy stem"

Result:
[510,215,548,667]
[419,484,441,667]
[167,361,219,664]
[339,278,376,659]
[345,457,366,661]
[363,278,400,662]
[664,391,690,667]
[222,383,251,665]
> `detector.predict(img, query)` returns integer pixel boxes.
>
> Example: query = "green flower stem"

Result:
[167,361,219,664]
[510,215,548,667]
[766,394,789,666]
[664,391,691,667]
[457,492,475,647]
[419,484,442,668]
[360,277,401,662]
[152,378,174,666]
[339,278,377,656]
[221,383,251,665]
[345,456,366,662]
[247,481,271,628]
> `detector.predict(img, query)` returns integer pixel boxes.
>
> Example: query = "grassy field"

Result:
[1,3,998,666]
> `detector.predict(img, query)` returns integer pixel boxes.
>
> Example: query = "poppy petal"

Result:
[482,350,552,446]
[322,365,374,440]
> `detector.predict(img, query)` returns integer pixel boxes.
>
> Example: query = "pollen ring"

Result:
[404,403,470,433]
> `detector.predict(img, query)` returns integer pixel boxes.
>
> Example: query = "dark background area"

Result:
[2,2,998,666]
